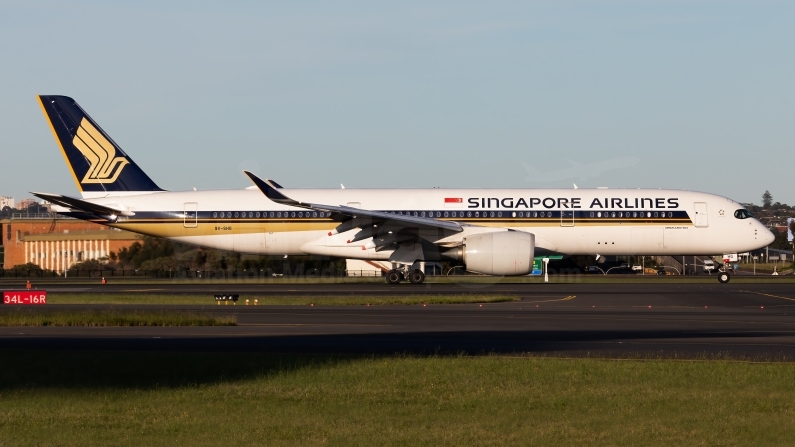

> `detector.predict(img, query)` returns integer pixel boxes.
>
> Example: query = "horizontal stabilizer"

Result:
[30,192,133,219]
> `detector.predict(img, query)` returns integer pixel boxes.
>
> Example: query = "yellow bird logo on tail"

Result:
[72,118,129,184]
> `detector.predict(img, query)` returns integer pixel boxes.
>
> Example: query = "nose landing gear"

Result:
[717,260,733,283]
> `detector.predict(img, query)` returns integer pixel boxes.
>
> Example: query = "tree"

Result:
[116,236,175,268]
[762,190,773,208]
[768,227,790,250]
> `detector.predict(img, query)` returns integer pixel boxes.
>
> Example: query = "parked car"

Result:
[619,263,629,269]
[656,267,667,275]
[586,266,601,274]
[702,260,716,273]
[631,265,642,272]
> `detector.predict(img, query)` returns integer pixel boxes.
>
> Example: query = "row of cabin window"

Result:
[379,211,548,218]
[211,211,329,218]
[589,211,674,218]
[389,211,519,218]
[209,210,675,219]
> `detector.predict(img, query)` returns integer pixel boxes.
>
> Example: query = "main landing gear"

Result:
[386,268,425,285]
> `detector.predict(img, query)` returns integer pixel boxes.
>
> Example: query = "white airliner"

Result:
[33,95,774,284]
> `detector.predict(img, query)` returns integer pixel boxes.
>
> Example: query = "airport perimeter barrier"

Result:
[0,268,479,279]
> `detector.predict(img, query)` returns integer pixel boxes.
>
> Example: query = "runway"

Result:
[3,282,795,358]
[4,278,794,296]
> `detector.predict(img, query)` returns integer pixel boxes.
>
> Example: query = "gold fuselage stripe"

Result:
[109,218,693,239]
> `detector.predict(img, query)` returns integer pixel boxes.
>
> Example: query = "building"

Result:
[16,199,36,210]
[0,216,142,272]
[0,196,13,209]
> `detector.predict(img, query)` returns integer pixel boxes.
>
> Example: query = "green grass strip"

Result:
[44,293,519,306]
[1,352,795,446]
[0,309,236,326]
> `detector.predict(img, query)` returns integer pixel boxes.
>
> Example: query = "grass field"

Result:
[1,352,794,446]
[0,309,236,326]
[42,293,519,306]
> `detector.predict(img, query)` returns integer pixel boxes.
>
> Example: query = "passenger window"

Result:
[533,212,538,218]
[498,212,502,217]
[234,212,239,218]
[291,212,296,218]
[475,212,480,217]
[213,212,217,218]
[444,211,449,217]
[467,212,472,217]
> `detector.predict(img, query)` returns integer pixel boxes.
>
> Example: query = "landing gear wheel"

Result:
[718,271,730,284]
[409,269,425,285]
[386,270,403,285]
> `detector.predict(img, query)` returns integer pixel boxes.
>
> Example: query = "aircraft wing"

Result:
[243,171,463,238]
[30,192,132,220]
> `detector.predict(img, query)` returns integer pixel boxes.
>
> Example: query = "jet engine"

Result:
[444,231,535,276]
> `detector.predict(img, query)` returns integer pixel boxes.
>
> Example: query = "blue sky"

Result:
[1,1,793,205]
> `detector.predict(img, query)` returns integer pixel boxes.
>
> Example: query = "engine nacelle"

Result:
[460,231,535,276]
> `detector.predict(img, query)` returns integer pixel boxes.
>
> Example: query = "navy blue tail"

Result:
[38,95,163,195]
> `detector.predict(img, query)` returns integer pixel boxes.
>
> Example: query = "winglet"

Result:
[243,171,305,207]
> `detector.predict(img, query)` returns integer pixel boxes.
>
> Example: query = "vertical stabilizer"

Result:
[37,95,163,197]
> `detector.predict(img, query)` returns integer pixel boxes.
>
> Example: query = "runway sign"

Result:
[3,290,47,305]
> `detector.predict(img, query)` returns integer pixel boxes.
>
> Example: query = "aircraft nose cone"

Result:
[762,226,776,246]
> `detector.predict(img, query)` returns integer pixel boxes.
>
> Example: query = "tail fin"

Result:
[37,95,163,197]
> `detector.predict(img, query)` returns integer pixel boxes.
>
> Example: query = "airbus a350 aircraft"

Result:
[33,95,774,284]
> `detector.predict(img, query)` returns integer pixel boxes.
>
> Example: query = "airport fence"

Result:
[0,268,380,279]
[0,268,479,279]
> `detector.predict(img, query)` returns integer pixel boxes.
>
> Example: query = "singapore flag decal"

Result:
[444,197,463,208]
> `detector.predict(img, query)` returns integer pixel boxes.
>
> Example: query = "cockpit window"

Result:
[734,209,753,219]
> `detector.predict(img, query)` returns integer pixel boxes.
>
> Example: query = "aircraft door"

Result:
[693,202,708,228]
[560,210,574,227]
[183,202,198,228]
